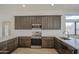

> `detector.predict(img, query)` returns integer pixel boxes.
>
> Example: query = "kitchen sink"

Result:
[60,37,71,40]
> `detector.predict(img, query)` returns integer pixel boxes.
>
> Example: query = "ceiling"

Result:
[0,4,79,11]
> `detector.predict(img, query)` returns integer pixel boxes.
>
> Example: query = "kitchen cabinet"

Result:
[18,37,31,48]
[47,16,54,29]
[24,16,32,29]
[31,16,42,24]
[42,37,54,48]
[54,38,64,53]
[15,16,42,29]
[42,16,61,29]
[0,37,18,54]
[15,16,24,29]
[7,37,18,52]
[36,16,42,24]
[15,16,32,29]
[1,41,7,51]
[15,15,61,29]
[30,16,37,24]
[53,16,61,29]
[0,42,3,50]
[42,16,48,29]
[0,41,9,54]
[0,36,78,54]
[54,37,77,54]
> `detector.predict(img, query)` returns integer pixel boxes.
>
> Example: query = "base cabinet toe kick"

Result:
[0,36,78,54]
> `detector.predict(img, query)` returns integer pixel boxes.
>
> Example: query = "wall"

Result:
[0,7,79,38]
[0,15,15,40]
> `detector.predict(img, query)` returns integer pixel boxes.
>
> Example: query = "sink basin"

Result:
[60,37,71,40]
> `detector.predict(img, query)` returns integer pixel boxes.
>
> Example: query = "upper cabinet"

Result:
[41,16,48,29]
[36,16,42,24]
[15,16,32,29]
[23,16,32,29]
[15,15,61,29]
[31,16,42,24]
[15,16,22,29]
[42,15,61,29]
[53,16,61,29]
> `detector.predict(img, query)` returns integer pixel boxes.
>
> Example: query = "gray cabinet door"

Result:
[54,38,64,54]
[42,16,48,29]
[42,38,48,48]
[15,16,32,29]
[25,16,32,29]
[47,16,54,29]
[18,37,31,47]
[53,16,61,29]
[42,37,54,48]
[36,16,42,24]
[15,16,23,29]
[31,16,37,24]
[42,16,61,29]
[31,16,42,24]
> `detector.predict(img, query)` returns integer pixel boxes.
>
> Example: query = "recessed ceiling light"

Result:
[51,3,54,6]
[22,4,26,8]
[50,0,54,6]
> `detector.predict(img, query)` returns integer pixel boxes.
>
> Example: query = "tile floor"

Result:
[11,48,58,54]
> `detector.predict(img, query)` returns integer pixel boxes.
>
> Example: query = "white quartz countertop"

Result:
[56,37,79,49]
[0,36,17,43]
[0,35,79,50]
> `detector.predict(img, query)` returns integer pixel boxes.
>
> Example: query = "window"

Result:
[65,15,79,35]
[66,16,79,20]
[76,22,79,35]
[2,21,11,38]
[66,22,75,35]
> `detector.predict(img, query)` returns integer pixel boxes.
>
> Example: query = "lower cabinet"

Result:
[0,37,18,54]
[7,37,18,52]
[0,36,31,54]
[18,37,31,48]
[54,37,77,54]
[42,37,54,48]
[0,36,78,54]
[0,42,3,50]
[0,41,7,51]
[54,38,64,54]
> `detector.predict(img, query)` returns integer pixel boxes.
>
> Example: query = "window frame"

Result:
[76,22,79,35]
[66,21,75,35]
[66,21,79,35]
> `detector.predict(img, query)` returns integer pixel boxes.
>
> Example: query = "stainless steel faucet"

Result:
[63,31,69,38]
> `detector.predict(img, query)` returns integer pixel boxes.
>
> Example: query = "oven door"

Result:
[31,39,41,46]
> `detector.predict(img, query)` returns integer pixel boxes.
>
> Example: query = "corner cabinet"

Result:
[54,37,77,54]
[0,37,18,54]
[7,37,18,52]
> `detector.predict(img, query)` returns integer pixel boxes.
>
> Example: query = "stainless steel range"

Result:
[31,24,42,48]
